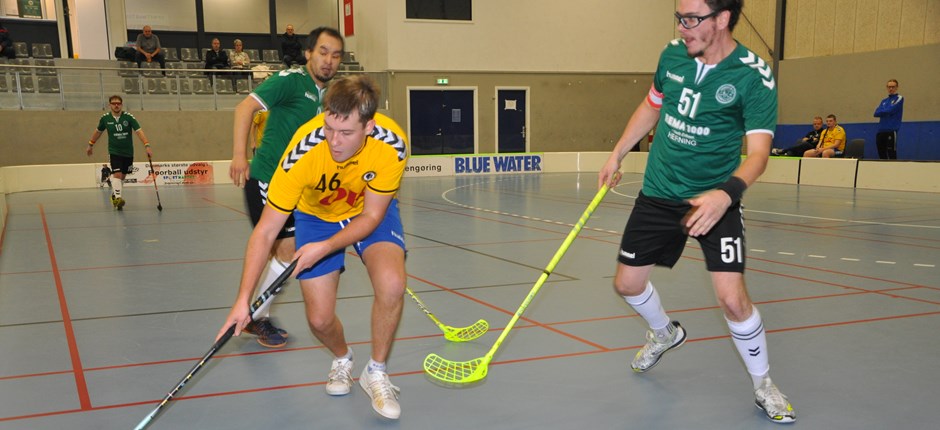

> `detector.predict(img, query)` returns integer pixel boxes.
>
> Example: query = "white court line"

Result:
[440,178,936,269]
[610,182,940,229]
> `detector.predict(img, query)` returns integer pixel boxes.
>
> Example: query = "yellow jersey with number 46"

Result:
[267,113,408,222]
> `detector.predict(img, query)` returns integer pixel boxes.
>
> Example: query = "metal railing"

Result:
[0,62,387,111]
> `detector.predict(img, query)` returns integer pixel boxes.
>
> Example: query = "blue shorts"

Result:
[293,199,405,280]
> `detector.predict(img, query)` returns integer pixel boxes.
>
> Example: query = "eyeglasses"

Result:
[886,85,898,89]
[110,102,122,105]
[675,11,719,29]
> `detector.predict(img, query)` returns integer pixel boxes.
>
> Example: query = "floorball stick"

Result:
[406,287,488,342]
[133,260,298,429]
[423,185,608,384]
[146,155,163,211]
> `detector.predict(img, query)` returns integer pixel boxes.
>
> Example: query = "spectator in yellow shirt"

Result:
[803,114,845,158]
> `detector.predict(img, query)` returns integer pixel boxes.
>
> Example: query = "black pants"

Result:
[283,54,306,67]
[779,141,815,157]
[876,131,897,159]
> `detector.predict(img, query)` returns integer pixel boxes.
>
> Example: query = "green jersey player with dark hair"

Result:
[598,0,795,424]
[86,95,152,210]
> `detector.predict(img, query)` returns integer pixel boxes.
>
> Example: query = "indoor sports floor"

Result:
[1,172,938,429]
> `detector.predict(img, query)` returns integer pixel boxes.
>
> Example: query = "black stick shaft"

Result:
[133,260,297,429]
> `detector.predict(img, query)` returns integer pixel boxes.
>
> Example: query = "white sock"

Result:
[726,306,771,389]
[367,359,386,374]
[113,178,123,198]
[336,349,353,362]
[623,281,671,339]
[255,257,289,318]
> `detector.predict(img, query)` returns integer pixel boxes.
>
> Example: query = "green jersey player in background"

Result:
[598,0,795,424]
[86,95,152,210]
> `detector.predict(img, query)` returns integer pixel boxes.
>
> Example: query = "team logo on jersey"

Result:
[122,120,129,127]
[362,171,376,182]
[715,84,736,104]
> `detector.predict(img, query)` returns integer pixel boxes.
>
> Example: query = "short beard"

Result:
[315,72,335,84]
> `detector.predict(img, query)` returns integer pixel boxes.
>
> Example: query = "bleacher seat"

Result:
[165,62,185,77]
[184,62,203,77]
[118,61,140,77]
[235,78,250,94]
[37,76,60,93]
[141,61,163,77]
[191,77,213,94]
[245,49,260,62]
[9,58,31,74]
[169,78,192,94]
[18,75,35,92]
[31,43,53,58]
[214,77,235,94]
[34,59,57,76]
[0,75,8,92]
[13,42,29,58]
[180,48,201,62]
[224,48,235,59]
[146,78,169,94]
[123,77,142,94]
[262,49,280,63]
[163,47,179,62]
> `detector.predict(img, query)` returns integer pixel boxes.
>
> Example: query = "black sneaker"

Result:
[243,317,287,348]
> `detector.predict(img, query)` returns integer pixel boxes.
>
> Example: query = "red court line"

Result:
[39,204,92,411]
[5,308,940,424]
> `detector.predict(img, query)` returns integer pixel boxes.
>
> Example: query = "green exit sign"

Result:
[436,78,449,85]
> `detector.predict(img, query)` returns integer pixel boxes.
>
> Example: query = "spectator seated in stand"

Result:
[772,116,823,156]
[230,39,251,83]
[135,25,166,74]
[204,38,230,80]
[280,24,305,67]
[0,21,15,60]
[803,114,846,158]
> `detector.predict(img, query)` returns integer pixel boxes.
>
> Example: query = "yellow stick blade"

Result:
[423,353,488,384]
[443,319,489,342]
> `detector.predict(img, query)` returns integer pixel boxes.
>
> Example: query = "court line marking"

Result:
[442,179,937,269]
[39,204,92,410]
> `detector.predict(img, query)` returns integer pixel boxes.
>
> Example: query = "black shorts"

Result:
[244,178,296,240]
[618,191,746,273]
[109,155,134,175]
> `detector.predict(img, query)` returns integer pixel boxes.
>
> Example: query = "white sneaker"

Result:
[631,321,687,372]
[359,367,401,419]
[755,378,796,423]
[325,357,353,396]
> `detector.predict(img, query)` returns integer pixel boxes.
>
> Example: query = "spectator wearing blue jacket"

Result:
[873,79,904,159]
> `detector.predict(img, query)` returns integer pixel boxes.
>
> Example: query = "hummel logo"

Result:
[666,70,685,84]
[748,346,762,357]
[620,250,636,259]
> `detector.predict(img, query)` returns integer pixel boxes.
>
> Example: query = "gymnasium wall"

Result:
[775,43,940,159]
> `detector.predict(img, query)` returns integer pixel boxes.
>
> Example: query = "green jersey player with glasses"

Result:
[598,0,794,423]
